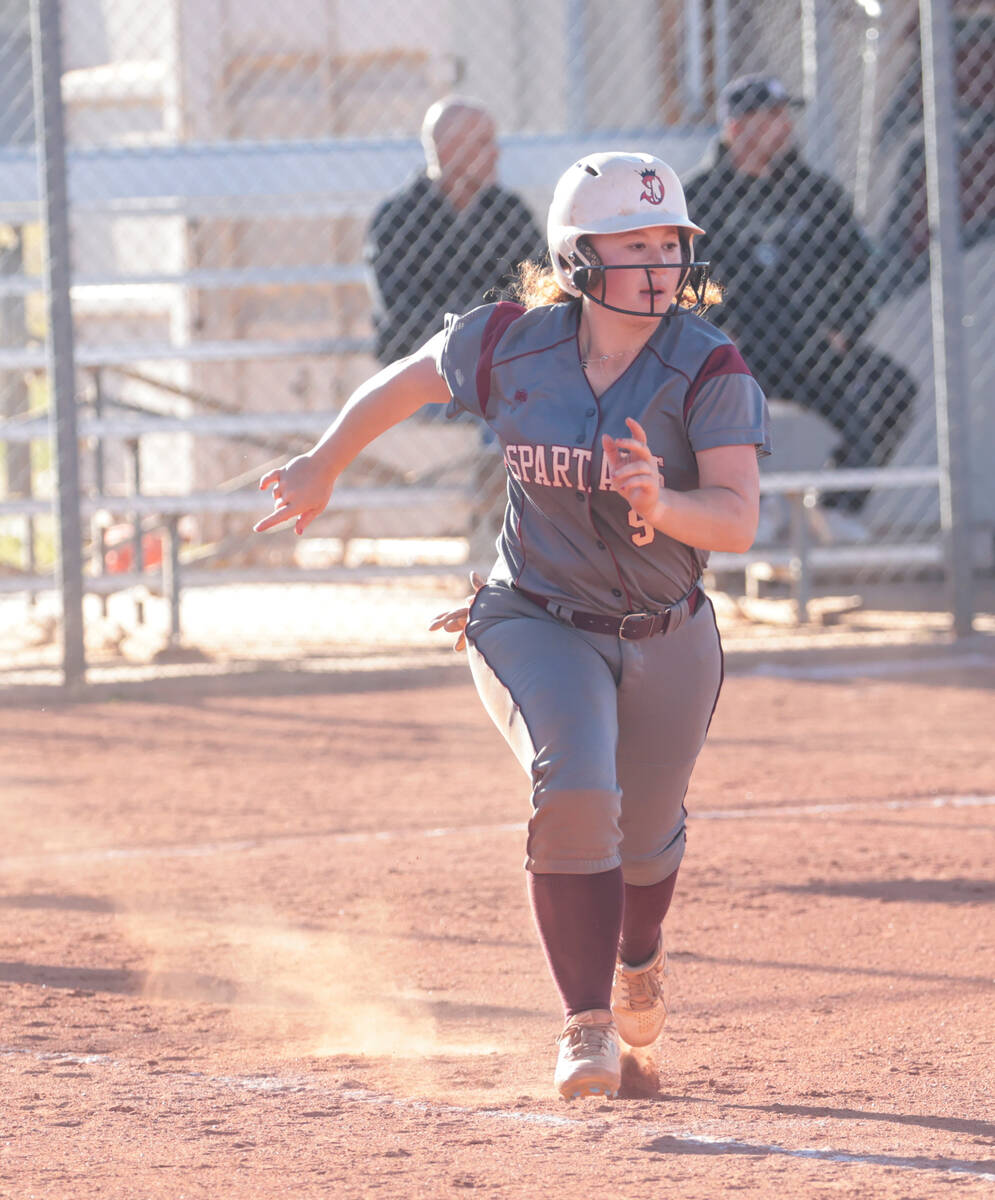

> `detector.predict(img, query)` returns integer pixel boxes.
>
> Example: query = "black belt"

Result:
[515,583,705,640]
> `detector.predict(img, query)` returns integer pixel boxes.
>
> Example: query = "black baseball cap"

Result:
[717,74,804,122]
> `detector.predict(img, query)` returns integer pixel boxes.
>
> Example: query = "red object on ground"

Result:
[103,525,163,573]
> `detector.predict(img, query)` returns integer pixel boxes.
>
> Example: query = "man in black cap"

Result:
[683,74,916,541]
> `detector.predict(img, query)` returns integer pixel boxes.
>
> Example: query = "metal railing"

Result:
[0,398,944,627]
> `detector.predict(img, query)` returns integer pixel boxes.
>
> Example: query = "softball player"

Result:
[256,151,770,1101]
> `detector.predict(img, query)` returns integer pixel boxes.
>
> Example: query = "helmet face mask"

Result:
[569,232,710,317]
[548,152,711,317]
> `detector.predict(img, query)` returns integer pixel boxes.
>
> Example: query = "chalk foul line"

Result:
[2,1047,992,1183]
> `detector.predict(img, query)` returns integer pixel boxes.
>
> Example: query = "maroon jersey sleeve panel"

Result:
[682,343,753,422]
[475,302,527,416]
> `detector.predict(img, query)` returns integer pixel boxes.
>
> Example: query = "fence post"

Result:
[127,437,145,625]
[162,515,182,650]
[919,0,974,637]
[564,0,588,133]
[90,368,108,616]
[29,0,85,687]
[800,0,838,175]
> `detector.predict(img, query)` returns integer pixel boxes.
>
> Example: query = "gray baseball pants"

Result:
[465,581,723,885]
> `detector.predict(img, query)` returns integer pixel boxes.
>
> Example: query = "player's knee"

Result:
[525,786,622,874]
[621,827,687,886]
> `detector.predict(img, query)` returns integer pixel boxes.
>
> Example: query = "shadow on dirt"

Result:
[656,1093,995,1139]
[0,659,467,709]
[0,960,543,1024]
[0,892,116,913]
[638,1130,995,1177]
[0,959,301,1005]
[672,948,995,987]
[776,877,995,904]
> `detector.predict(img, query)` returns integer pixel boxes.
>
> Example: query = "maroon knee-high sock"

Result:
[619,868,680,966]
[527,868,624,1017]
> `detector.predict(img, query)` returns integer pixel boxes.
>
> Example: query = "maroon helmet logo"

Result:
[639,169,665,206]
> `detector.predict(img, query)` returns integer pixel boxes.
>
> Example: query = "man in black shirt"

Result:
[365,96,546,365]
[683,75,916,537]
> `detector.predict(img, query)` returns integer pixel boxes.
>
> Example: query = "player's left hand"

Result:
[602,418,664,521]
[428,571,487,652]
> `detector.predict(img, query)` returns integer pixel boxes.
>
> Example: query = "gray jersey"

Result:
[437,300,770,614]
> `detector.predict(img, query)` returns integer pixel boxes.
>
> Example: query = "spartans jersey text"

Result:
[504,443,665,493]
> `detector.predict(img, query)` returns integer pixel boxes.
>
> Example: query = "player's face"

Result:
[586,227,684,316]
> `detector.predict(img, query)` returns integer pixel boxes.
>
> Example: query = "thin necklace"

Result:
[580,349,629,369]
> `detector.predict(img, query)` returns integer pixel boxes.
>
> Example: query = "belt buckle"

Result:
[619,611,656,640]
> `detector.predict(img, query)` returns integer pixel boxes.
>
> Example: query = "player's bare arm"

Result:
[254,332,449,535]
[604,419,759,553]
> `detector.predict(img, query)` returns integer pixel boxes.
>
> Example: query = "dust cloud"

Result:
[120,903,501,1064]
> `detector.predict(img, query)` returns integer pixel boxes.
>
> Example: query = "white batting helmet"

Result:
[547,151,706,301]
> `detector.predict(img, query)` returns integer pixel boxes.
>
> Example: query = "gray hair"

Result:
[421,95,493,168]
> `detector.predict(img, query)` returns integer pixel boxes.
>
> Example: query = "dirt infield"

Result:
[1,635,994,1198]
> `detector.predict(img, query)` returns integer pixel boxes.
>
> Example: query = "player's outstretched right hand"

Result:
[254,453,335,536]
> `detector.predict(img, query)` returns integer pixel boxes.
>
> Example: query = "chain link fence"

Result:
[0,0,990,686]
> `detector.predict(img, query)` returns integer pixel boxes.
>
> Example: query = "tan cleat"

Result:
[611,936,669,1047]
[554,1009,621,1100]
